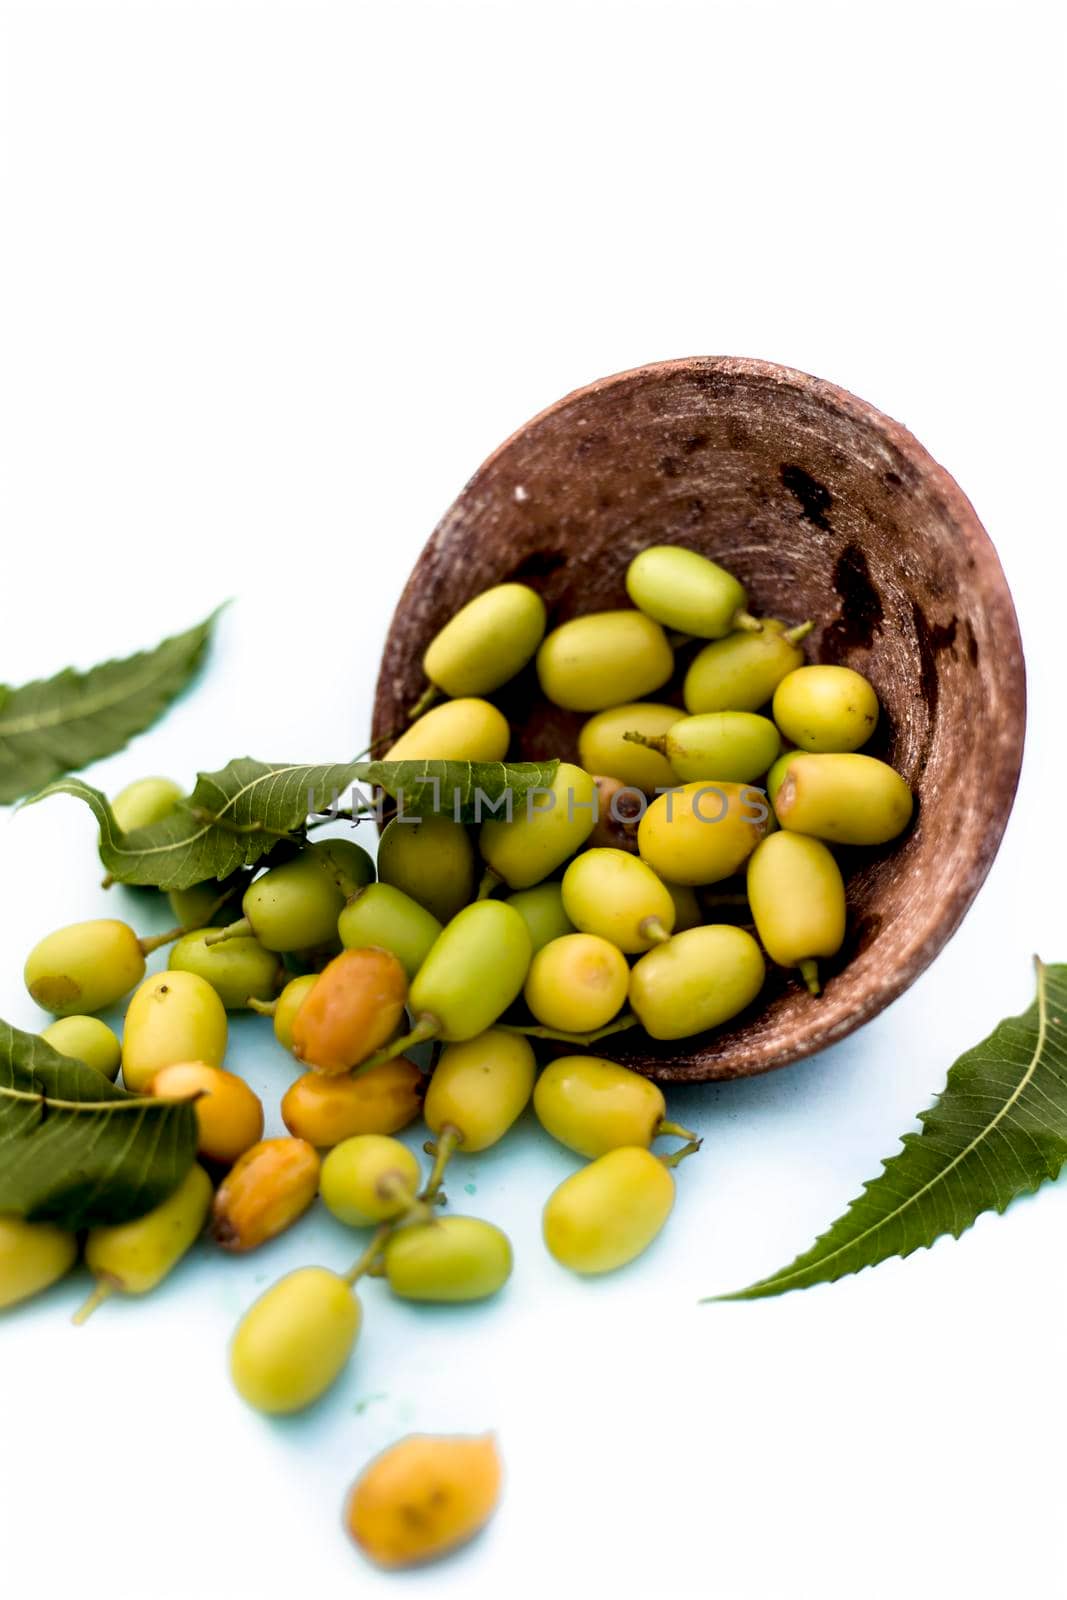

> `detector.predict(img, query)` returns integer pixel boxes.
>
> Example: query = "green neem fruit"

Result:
[774,752,913,845]
[772,664,879,753]
[384,698,510,763]
[747,832,845,995]
[533,1056,667,1158]
[577,703,680,793]
[80,1164,213,1315]
[641,711,782,784]
[378,816,476,925]
[479,762,597,889]
[122,970,228,1092]
[524,933,629,1032]
[409,901,532,1042]
[0,1217,78,1310]
[423,583,547,698]
[166,874,245,929]
[766,749,803,807]
[41,1015,122,1080]
[561,848,676,953]
[25,919,146,1017]
[625,545,755,638]
[543,1146,675,1274]
[629,924,765,1039]
[320,1135,422,1227]
[663,879,702,932]
[424,1029,536,1152]
[338,883,442,981]
[383,1216,513,1302]
[537,611,674,712]
[111,776,183,833]
[168,929,281,1009]
[216,844,361,953]
[230,1266,361,1414]
[684,619,812,714]
[269,974,319,1050]
[505,883,575,953]
[637,781,768,886]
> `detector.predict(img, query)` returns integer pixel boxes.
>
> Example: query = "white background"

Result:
[1,3,1065,1597]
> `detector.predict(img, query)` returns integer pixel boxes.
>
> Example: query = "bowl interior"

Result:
[372,357,1025,1079]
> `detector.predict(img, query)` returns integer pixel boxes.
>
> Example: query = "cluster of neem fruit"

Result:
[1,540,914,1569]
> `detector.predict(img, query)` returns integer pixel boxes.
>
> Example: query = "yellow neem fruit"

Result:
[409,901,532,1042]
[41,1015,122,1081]
[577,702,680,792]
[561,847,676,953]
[384,698,510,762]
[533,1056,666,1158]
[637,781,768,886]
[537,611,674,712]
[122,970,228,1092]
[168,929,281,1009]
[319,1135,421,1227]
[523,933,630,1033]
[423,1029,536,1152]
[683,619,811,714]
[747,832,846,995]
[345,1433,503,1569]
[543,1147,675,1274]
[423,583,547,697]
[110,776,183,832]
[230,1267,361,1414]
[774,752,913,845]
[270,974,319,1050]
[383,1218,513,1302]
[0,1217,78,1310]
[83,1164,213,1300]
[629,924,765,1039]
[658,711,781,783]
[772,664,879,753]
[625,545,752,638]
[25,919,146,1017]
[377,816,477,925]
[479,762,597,890]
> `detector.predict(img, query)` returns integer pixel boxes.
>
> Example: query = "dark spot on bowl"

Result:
[682,432,710,454]
[821,543,884,657]
[965,618,979,667]
[505,549,568,584]
[912,607,957,715]
[781,463,833,531]
[658,455,680,478]
[884,470,903,490]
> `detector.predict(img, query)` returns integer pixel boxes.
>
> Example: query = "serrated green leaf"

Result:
[0,1021,198,1229]
[24,756,559,890]
[713,959,1067,1301]
[0,609,222,804]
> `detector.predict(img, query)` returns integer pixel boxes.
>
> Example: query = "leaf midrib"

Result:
[0,1082,173,1113]
[0,640,196,739]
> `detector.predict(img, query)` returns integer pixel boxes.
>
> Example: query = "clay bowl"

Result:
[372,357,1025,1081]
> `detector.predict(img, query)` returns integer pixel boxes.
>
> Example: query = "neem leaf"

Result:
[0,1021,198,1229]
[713,959,1067,1301]
[24,756,559,890]
[0,608,222,804]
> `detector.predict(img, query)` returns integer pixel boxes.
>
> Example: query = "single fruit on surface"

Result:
[543,1147,675,1274]
[537,610,674,712]
[281,1059,425,1146]
[383,1217,513,1302]
[505,882,575,953]
[111,776,183,833]
[384,697,510,763]
[168,928,281,1009]
[561,847,676,953]
[338,883,442,980]
[423,582,547,698]
[533,1056,667,1158]
[25,919,146,1017]
[40,1015,121,1080]
[219,845,369,953]
[0,1217,78,1310]
[291,948,408,1075]
[684,619,811,714]
[774,752,913,845]
[650,711,782,784]
[122,970,228,1092]
[587,776,645,853]
[523,933,629,1032]
[578,702,680,793]
[423,1030,536,1152]
[479,762,597,889]
[320,1135,422,1227]
[625,545,752,637]
[747,832,846,995]
[409,901,532,1042]
[211,1138,321,1251]
[149,1062,264,1166]
[377,816,477,925]
[270,974,319,1050]
[772,664,879,753]
[637,780,769,886]
[629,924,765,1039]
[345,1433,503,1570]
[82,1163,213,1303]
[230,1266,361,1414]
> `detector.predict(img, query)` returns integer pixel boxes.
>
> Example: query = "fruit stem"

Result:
[498,1011,639,1045]
[342,1223,394,1286]
[799,958,821,997]
[784,620,815,644]
[657,1119,701,1146]
[101,873,115,890]
[352,1015,441,1076]
[421,1124,463,1201]
[138,922,193,956]
[204,917,254,947]
[71,1280,114,1326]
[639,916,672,946]
[733,609,764,634]
[247,996,278,1018]
[407,683,442,722]
[659,1135,703,1170]
[476,867,504,901]
[622,731,668,755]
